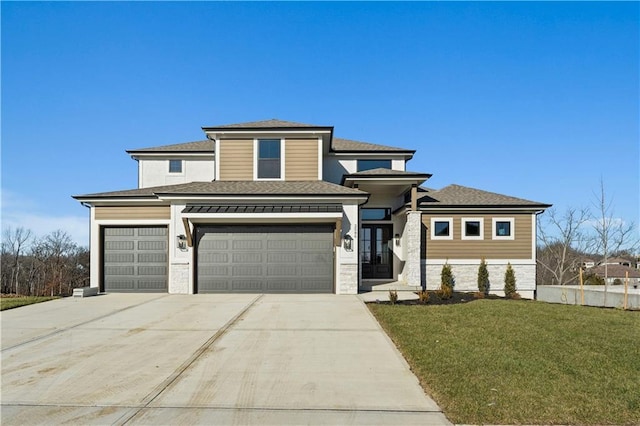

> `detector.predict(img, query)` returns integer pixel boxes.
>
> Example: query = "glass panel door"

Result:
[361,224,393,279]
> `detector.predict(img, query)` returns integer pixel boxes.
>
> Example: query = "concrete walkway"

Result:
[1,294,450,425]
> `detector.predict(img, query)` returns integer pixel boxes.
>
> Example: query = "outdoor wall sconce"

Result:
[394,233,401,246]
[177,234,187,250]
[343,233,353,252]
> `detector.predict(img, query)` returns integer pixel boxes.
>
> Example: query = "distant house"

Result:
[74,119,551,298]
[587,264,640,287]
[599,257,635,268]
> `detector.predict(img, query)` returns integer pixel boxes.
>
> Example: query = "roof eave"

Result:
[418,203,552,210]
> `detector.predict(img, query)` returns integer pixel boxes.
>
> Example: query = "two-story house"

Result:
[74,119,551,298]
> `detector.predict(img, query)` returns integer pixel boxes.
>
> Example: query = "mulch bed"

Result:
[368,291,519,306]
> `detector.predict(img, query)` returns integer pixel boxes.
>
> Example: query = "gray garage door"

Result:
[103,227,168,292]
[196,225,334,293]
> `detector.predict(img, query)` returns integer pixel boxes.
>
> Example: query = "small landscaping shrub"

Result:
[388,290,398,305]
[504,263,516,298]
[473,291,485,299]
[613,278,623,286]
[477,257,490,295]
[441,262,455,290]
[417,290,430,304]
[439,263,455,300]
[436,285,453,300]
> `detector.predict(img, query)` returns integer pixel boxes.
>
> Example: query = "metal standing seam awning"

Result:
[180,204,344,247]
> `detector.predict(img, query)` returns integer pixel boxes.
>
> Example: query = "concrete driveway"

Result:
[1,294,450,425]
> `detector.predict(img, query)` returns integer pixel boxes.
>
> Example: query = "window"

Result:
[431,217,453,240]
[257,139,281,179]
[492,218,515,240]
[357,159,392,172]
[361,208,391,221]
[462,218,484,240]
[169,159,182,173]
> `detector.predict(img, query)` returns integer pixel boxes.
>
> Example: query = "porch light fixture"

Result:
[394,233,400,246]
[177,234,187,250]
[343,233,353,252]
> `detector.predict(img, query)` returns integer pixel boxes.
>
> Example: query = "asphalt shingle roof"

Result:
[332,137,413,153]
[587,264,640,279]
[127,140,214,153]
[346,168,430,177]
[74,180,368,199]
[418,184,551,208]
[207,119,327,129]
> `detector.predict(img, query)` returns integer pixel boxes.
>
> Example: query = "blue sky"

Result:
[2,2,638,247]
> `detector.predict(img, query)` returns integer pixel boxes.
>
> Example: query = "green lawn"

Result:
[369,299,640,425]
[0,296,59,311]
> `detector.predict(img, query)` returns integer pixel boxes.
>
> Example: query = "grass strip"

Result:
[1,296,59,311]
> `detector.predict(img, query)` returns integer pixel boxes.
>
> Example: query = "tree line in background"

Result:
[536,180,639,286]
[1,227,89,296]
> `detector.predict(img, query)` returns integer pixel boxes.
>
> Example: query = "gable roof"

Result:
[74,180,368,200]
[418,184,551,208]
[125,120,414,154]
[127,140,214,154]
[332,137,414,153]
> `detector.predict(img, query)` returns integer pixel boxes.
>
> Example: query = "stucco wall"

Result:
[139,157,215,188]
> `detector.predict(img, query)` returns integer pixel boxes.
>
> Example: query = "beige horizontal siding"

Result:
[422,213,533,259]
[285,139,318,180]
[219,139,253,181]
[95,206,170,220]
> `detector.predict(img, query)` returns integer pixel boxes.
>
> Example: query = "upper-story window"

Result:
[257,139,281,179]
[169,159,182,173]
[362,208,391,221]
[357,159,391,172]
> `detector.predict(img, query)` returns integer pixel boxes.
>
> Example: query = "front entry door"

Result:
[361,224,393,279]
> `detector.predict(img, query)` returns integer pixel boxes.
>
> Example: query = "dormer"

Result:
[203,119,332,182]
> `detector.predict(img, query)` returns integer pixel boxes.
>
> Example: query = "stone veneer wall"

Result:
[424,262,536,299]
[338,263,358,294]
[405,211,423,286]
[169,262,190,294]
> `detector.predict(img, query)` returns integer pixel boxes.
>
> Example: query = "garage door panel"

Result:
[233,239,263,250]
[233,252,262,263]
[105,241,134,250]
[105,228,135,237]
[105,279,135,290]
[105,253,135,263]
[197,225,333,293]
[267,252,297,263]
[138,227,167,236]
[137,279,167,290]
[138,240,166,250]
[267,240,297,250]
[103,226,167,293]
[232,265,263,276]
[268,265,298,276]
[232,280,263,291]
[200,240,228,250]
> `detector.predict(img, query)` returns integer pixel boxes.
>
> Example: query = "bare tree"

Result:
[591,179,639,302]
[537,207,591,285]
[1,227,33,294]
